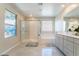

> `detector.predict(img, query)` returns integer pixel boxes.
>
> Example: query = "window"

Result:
[5,9,16,38]
[55,20,66,32]
[41,21,53,32]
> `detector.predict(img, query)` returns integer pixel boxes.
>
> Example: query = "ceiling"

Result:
[65,5,79,17]
[14,3,65,17]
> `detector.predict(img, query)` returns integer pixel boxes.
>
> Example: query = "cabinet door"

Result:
[76,45,79,56]
[74,39,79,56]
[55,34,64,52]
[55,35,59,47]
[55,35,60,48]
[74,44,79,56]
[64,40,73,51]
[59,37,64,51]
[64,37,74,56]
[64,47,73,56]
[74,38,79,56]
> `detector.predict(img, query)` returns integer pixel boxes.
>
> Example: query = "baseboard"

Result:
[0,42,20,56]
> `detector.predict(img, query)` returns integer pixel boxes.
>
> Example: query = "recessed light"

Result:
[29,14,32,17]
[61,5,65,7]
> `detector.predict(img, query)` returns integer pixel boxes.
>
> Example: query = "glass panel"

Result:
[5,10,16,25]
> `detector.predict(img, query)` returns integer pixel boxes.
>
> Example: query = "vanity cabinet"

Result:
[58,35,64,52]
[55,34,60,48]
[55,34,64,52]
[64,36,74,56]
[55,33,79,56]
[74,38,79,56]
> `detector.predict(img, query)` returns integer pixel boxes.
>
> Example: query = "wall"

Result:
[0,4,25,55]
[55,4,78,32]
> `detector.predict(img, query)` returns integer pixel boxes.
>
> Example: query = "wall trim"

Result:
[0,42,20,56]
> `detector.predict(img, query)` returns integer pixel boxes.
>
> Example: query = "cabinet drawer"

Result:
[64,35,74,42]
[59,35,63,38]
[74,44,77,56]
[64,40,73,51]
[67,37,74,42]
[56,34,63,38]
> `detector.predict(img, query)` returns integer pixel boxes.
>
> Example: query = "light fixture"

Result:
[61,4,65,7]
[29,14,32,17]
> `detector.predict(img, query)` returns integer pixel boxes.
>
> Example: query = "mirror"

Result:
[64,5,79,33]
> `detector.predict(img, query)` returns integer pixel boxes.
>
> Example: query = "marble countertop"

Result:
[56,32,79,39]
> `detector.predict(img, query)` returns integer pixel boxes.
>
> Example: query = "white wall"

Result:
[0,4,25,55]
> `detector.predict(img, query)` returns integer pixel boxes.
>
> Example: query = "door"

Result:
[28,21,40,42]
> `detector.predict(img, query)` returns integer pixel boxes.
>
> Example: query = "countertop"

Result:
[56,32,79,39]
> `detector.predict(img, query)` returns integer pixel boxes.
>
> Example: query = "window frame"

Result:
[4,9,17,38]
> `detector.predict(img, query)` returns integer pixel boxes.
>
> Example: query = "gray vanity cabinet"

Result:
[58,35,64,52]
[74,38,79,56]
[55,34,60,48]
[55,34,75,56]
[63,36,74,56]
[55,34,64,52]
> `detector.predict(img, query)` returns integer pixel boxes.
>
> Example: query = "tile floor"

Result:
[5,39,63,56]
